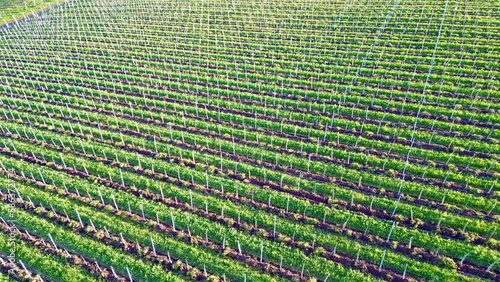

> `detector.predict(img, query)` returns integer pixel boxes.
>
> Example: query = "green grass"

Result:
[0,0,61,24]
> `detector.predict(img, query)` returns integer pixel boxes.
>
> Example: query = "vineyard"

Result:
[0,0,498,281]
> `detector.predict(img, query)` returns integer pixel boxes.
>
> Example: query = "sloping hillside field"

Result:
[0,0,498,281]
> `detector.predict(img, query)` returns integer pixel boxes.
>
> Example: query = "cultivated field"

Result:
[0,0,498,281]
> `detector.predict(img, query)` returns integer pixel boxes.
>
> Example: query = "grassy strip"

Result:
[0,0,63,26]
